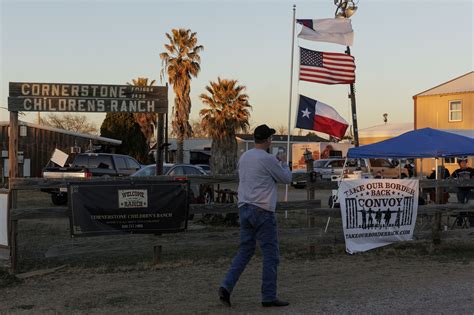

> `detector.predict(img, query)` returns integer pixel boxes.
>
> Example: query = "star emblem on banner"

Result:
[301,107,311,119]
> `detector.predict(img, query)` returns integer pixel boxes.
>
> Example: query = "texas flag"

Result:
[296,94,349,139]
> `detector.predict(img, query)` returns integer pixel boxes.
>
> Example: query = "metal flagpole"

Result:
[345,46,359,147]
[285,4,296,205]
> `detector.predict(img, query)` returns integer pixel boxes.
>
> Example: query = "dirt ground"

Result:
[1,254,473,314]
[1,188,473,314]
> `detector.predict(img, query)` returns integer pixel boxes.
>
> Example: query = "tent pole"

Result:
[398,159,401,178]
[420,158,423,178]
[433,157,442,244]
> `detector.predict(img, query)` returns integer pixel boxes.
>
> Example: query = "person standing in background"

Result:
[452,158,474,226]
[452,158,474,203]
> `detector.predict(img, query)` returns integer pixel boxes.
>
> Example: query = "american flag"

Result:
[299,47,355,85]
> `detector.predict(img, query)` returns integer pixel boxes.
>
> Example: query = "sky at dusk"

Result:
[1,0,472,135]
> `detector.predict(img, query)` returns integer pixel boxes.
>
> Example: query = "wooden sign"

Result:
[8,82,168,113]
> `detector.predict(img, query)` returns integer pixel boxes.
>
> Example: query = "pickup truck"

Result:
[291,158,409,188]
[42,153,142,205]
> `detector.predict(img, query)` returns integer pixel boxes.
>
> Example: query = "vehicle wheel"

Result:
[51,193,67,206]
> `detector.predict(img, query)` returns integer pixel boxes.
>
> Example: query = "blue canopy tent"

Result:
[348,128,474,159]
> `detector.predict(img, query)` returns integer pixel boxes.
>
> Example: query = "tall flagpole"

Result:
[345,46,359,147]
[285,4,296,203]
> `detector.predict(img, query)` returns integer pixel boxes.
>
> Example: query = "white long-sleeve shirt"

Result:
[237,148,292,212]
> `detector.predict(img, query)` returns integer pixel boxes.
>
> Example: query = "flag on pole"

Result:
[299,47,355,85]
[296,95,349,139]
[297,18,354,46]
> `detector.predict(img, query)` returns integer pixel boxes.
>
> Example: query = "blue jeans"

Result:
[221,204,280,302]
[457,189,473,203]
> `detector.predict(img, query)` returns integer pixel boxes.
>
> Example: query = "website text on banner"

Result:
[338,179,419,254]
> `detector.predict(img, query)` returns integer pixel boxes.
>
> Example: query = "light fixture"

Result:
[334,0,358,18]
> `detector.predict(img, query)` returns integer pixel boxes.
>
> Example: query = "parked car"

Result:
[291,169,308,189]
[132,164,214,205]
[314,158,346,180]
[291,158,345,188]
[367,158,409,179]
[42,153,142,205]
[131,163,174,176]
[291,158,408,188]
[195,164,211,174]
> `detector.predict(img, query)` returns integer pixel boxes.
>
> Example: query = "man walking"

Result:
[218,124,292,307]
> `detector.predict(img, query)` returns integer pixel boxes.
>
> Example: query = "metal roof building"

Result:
[0,121,121,181]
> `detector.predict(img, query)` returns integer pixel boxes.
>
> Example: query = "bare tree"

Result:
[275,124,288,135]
[247,121,257,134]
[190,119,209,138]
[41,114,98,134]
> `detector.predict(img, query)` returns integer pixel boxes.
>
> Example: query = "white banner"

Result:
[297,18,354,46]
[338,179,419,254]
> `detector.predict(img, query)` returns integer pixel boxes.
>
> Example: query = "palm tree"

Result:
[199,78,252,174]
[160,29,203,163]
[127,77,157,149]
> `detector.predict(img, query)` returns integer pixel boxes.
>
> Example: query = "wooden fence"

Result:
[2,176,474,273]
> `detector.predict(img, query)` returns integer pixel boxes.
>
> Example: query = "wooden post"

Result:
[9,112,19,273]
[10,220,18,273]
[164,112,169,163]
[309,215,316,256]
[305,157,316,256]
[153,245,162,265]
[9,112,19,183]
[305,158,315,201]
[155,113,165,175]
[432,211,441,245]
[432,176,442,244]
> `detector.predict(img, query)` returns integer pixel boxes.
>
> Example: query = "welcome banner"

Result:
[338,179,419,254]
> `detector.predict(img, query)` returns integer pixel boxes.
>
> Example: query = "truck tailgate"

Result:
[42,171,88,179]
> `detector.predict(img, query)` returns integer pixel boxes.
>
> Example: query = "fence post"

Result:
[10,219,18,273]
[305,157,316,256]
[9,112,19,273]
[153,245,162,265]
[432,179,442,245]
[8,112,19,185]
[306,159,315,201]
